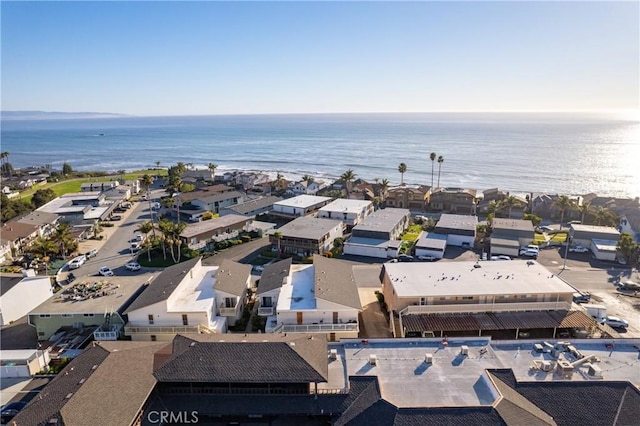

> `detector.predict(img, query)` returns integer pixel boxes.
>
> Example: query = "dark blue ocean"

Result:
[2,113,638,197]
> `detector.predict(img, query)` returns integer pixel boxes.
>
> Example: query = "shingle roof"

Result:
[11,341,164,426]
[257,257,293,294]
[224,195,281,214]
[214,259,251,296]
[1,221,39,240]
[125,257,201,313]
[14,210,59,227]
[197,190,244,204]
[153,333,328,383]
[314,255,362,310]
[488,371,556,425]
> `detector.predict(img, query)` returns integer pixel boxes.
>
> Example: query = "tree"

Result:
[138,221,154,262]
[273,231,283,257]
[522,213,542,226]
[92,219,103,239]
[52,222,74,258]
[62,162,73,175]
[155,161,161,169]
[140,174,156,239]
[31,188,57,208]
[429,152,436,190]
[340,169,356,198]
[594,206,617,227]
[617,233,639,266]
[553,195,576,228]
[502,196,521,219]
[379,178,390,206]
[302,174,314,185]
[28,236,58,260]
[1,193,32,222]
[578,201,594,224]
[158,219,174,260]
[207,163,217,180]
[398,163,407,186]
[436,156,444,188]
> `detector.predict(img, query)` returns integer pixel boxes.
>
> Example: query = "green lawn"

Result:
[401,224,423,242]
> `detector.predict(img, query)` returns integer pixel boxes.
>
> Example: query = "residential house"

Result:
[0,239,11,261]
[385,185,430,211]
[429,187,477,214]
[414,232,447,259]
[490,218,535,257]
[582,194,640,242]
[190,190,245,214]
[434,213,478,247]
[0,271,54,326]
[37,192,114,224]
[0,349,50,378]
[179,214,253,250]
[13,210,59,238]
[286,179,327,196]
[102,184,132,201]
[219,195,281,218]
[569,224,621,261]
[317,198,374,229]
[236,172,271,191]
[28,274,147,341]
[382,260,595,339]
[531,193,582,221]
[181,168,215,182]
[175,185,237,204]
[80,181,119,192]
[259,255,362,340]
[0,221,40,257]
[271,194,333,219]
[125,258,251,340]
[477,188,509,213]
[270,216,344,257]
[343,208,411,259]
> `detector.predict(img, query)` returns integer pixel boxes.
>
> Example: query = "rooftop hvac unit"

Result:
[460,345,469,356]
[329,349,338,360]
[588,364,603,378]
[425,353,433,364]
[369,354,378,366]
[534,344,544,353]
[540,361,553,372]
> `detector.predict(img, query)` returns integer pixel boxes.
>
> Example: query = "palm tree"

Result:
[398,163,407,186]
[164,221,187,263]
[138,221,154,262]
[140,174,156,238]
[436,156,444,188]
[552,195,576,228]
[158,218,174,260]
[578,201,594,224]
[429,152,436,190]
[52,223,73,258]
[502,196,521,219]
[155,161,161,170]
[29,236,58,261]
[594,206,617,227]
[273,231,283,258]
[340,169,356,198]
[380,178,390,206]
[207,163,217,181]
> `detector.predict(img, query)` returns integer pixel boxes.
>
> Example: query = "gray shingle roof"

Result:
[314,255,362,310]
[125,257,201,313]
[257,257,293,294]
[214,259,251,296]
[153,333,328,383]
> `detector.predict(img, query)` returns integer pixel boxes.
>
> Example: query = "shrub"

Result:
[302,256,314,264]
[323,250,333,258]
[241,235,252,243]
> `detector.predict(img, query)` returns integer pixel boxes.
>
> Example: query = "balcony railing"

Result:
[219,304,239,317]
[125,324,206,334]
[258,306,275,316]
[93,331,118,341]
[271,323,359,333]
[400,301,572,316]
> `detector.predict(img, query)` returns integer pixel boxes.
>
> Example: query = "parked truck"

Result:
[583,304,607,320]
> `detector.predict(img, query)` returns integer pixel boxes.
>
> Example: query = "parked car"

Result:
[86,249,98,259]
[572,292,591,304]
[125,262,141,271]
[397,254,414,262]
[417,255,437,261]
[618,281,640,291]
[98,266,114,277]
[491,255,512,261]
[110,215,122,221]
[537,225,554,232]
[114,207,127,213]
[600,316,628,329]
[1,401,27,424]
[519,249,538,258]
[569,245,589,253]
[68,255,87,269]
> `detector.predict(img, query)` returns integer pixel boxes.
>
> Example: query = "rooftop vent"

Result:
[190,342,196,347]
[65,393,73,399]
[369,354,378,365]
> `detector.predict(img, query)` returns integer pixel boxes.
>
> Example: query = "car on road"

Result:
[572,292,591,304]
[68,255,87,269]
[600,316,628,329]
[417,255,437,261]
[491,255,512,261]
[519,249,538,258]
[98,266,114,277]
[397,254,414,262]
[618,281,640,291]
[86,249,98,259]
[569,245,589,253]
[110,215,122,221]
[1,401,27,424]
[125,262,141,271]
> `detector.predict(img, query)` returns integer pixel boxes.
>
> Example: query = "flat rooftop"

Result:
[436,214,478,231]
[30,277,146,315]
[571,224,620,236]
[592,239,618,251]
[277,216,341,240]
[345,237,391,248]
[415,232,447,249]
[492,218,534,233]
[323,338,640,408]
[274,195,332,209]
[353,208,409,233]
[319,199,372,214]
[277,264,316,311]
[384,260,576,297]
[180,214,250,238]
[167,266,217,313]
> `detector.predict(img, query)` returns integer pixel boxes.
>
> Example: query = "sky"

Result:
[1,1,638,116]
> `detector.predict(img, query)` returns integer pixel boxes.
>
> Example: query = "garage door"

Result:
[1,365,30,378]
[344,244,387,258]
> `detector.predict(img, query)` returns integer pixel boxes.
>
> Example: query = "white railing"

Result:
[258,306,275,316]
[219,306,239,316]
[93,331,118,341]
[276,323,359,333]
[401,301,572,316]
[125,325,203,334]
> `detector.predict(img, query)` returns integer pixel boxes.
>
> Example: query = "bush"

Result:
[323,250,333,258]
[99,222,114,227]
[374,291,385,304]
[302,256,314,264]
[241,235,252,243]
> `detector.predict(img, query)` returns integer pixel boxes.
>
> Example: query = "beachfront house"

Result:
[271,195,333,220]
[343,207,411,259]
[429,187,477,214]
[382,260,595,339]
[316,198,374,229]
[260,255,361,340]
[270,216,344,257]
[385,186,430,211]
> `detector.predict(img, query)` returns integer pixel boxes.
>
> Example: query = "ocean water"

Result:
[2,112,639,197]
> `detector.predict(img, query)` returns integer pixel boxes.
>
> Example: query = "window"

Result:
[182,314,188,326]
[462,296,473,300]
[150,335,157,341]
[39,314,51,318]
[262,296,273,307]
[83,314,95,317]
[148,314,154,325]
[225,298,236,308]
